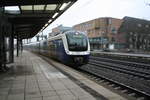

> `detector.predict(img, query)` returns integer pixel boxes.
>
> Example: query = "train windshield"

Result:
[66,32,88,51]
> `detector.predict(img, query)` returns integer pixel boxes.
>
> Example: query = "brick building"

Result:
[118,17,150,52]
[74,16,150,52]
[73,17,123,50]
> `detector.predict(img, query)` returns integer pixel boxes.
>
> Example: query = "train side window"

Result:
[43,41,47,50]
[52,41,55,50]
[48,41,53,50]
[55,39,61,47]
[58,39,62,46]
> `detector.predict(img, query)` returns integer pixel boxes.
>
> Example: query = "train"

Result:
[25,30,90,66]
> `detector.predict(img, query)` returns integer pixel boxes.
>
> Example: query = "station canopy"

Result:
[0,0,77,39]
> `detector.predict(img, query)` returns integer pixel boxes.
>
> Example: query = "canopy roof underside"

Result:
[1,0,77,39]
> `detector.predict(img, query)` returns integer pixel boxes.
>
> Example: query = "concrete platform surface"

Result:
[0,51,97,100]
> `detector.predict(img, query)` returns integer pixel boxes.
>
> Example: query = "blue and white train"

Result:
[25,30,90,66]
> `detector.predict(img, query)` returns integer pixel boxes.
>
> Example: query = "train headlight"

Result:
[69,52,73,55]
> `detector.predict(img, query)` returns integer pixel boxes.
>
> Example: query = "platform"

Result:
[0,51,127,100]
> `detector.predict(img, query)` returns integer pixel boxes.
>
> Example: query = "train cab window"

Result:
[66,33,88,51]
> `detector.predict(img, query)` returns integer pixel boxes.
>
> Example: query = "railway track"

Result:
[90,57,150,80]
[90,56,150,70]
[79,56,150,100]
[94,54,150,64]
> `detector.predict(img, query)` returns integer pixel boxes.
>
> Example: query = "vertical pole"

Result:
[0,24,2,69]
[16,33,19,57]
[2,26,6,69]
[0,18,2,68]
[21,39,23,53]
[9,24,14,62]
[0,7,5,70]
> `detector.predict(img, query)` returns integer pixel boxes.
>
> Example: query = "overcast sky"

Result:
[36,0,150,41]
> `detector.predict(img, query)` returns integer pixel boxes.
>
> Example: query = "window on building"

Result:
[102,31,105,34]
[111,37,115,42]
[108,19,112,25]
[137,24,142,27]
[130,32,133,35]
[130,44,133,48]
[134,33,137,37]
[145,25,149,28]
[111,27,117,34]
[140,46,142,49]
[144,39,147,42]
[129,38,132,42]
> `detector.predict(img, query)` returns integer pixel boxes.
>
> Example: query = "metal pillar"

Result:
[0,7,3,70]
[16,33,19,57]
[1,26,6,70]
[0,24,2,69]
[20,39,23,53]
[0,7,8,71]
[9,24,14,62]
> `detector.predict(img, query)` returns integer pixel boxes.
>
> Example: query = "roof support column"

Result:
[1,26,7,71]
[16,34,23,57]
[20,39,23,53]
[16,33,19,57]
[0,20,2,70]
[9,24,14,62]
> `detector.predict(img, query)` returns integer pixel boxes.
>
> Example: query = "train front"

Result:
[65,31,90,66]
